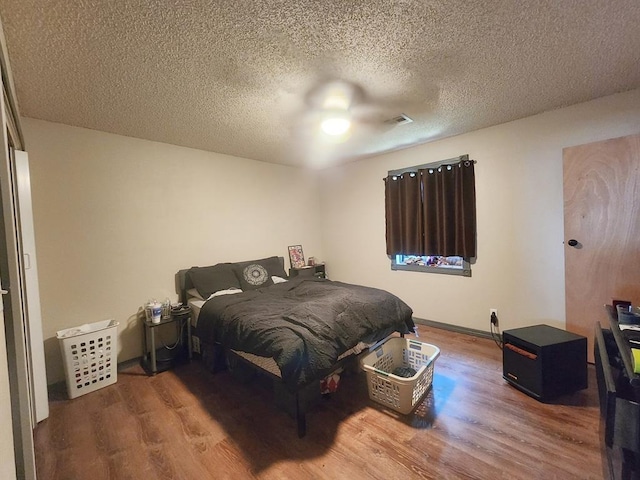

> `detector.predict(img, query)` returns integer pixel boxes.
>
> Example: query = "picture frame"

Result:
[288,245,306,269]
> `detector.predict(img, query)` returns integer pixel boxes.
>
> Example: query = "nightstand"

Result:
[141,307,192,375]
[289,263,326,278]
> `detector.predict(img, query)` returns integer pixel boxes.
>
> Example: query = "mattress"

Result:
[188,298,205,328]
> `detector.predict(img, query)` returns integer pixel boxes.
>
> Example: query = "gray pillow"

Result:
[187,263,241,298]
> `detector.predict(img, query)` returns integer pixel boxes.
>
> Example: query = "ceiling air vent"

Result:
[385,113,413,126]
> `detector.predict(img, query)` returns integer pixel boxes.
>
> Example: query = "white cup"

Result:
[151,303,162,324]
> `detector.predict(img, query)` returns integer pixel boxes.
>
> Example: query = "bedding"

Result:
[194,276,415,390]
[188,290,242,328]
[188,283,379,383]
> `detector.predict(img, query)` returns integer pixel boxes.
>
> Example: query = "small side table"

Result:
[141,308,192,375]
[502,324,587,401]
[289,263,326,279]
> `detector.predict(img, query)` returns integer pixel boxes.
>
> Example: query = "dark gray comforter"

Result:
[195,277,414,389]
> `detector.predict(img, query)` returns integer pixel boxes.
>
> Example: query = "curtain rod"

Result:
[387,154,473,177]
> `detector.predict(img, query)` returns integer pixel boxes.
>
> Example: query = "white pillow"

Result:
[208,288,243,300]
[271,276,288,284]
[187,288,204,300]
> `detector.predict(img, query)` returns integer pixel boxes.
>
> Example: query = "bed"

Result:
[176,255,415,437]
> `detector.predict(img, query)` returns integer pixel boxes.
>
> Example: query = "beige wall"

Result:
[23,88,640,384]
[319,89,640,333]
[22,118,323,384]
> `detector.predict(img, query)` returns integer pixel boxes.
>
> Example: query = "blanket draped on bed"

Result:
[195,277,415,389]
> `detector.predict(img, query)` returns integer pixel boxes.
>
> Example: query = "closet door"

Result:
[0,155,17,480]
[0,109,36,479]
[14,151,48,423]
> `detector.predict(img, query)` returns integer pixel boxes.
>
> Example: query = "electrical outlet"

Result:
[490,308,498,326]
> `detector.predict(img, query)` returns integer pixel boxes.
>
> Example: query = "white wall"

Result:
[319,89,640,333]
[22,118,324,384]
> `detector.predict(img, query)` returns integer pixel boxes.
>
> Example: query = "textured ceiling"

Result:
[1,1,639,168]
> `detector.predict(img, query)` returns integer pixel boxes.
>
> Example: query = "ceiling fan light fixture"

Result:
[320,115,351,136]
[322,87,351,111]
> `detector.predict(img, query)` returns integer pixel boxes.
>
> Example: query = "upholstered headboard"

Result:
[175,268,193,304]
[175,256,287,304]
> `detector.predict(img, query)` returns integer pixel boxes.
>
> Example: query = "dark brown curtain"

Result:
[421,161,476,257]
[384,160,476,258]
[384,172,421,255]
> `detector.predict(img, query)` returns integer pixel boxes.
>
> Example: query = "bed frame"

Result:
[175,259,399,438]
[176,260,340,437]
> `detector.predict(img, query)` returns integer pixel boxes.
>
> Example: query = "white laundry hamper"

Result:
[56,319,119,399]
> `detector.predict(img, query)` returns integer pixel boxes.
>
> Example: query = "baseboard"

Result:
[118,356,142,371]
[413,317,499,341]
[47,324,495,394]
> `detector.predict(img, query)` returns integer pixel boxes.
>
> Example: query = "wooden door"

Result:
[564,133,640,361]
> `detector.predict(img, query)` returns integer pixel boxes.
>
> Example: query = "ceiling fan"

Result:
[298,80,412,142]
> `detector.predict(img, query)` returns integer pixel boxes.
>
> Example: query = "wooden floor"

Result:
[36,326,607,479]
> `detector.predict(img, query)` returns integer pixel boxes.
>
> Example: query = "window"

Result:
[384,155,476,276]
[391,254,471,276]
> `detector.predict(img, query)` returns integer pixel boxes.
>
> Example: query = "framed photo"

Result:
[288,245,305,269]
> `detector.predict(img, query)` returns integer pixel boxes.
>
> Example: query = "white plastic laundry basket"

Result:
[361,337,440,414]
[56,319,118,399]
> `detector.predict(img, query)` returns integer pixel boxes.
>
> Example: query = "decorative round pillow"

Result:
[243,264,269,286]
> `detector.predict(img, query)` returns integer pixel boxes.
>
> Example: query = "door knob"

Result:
[567,239,579,247]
